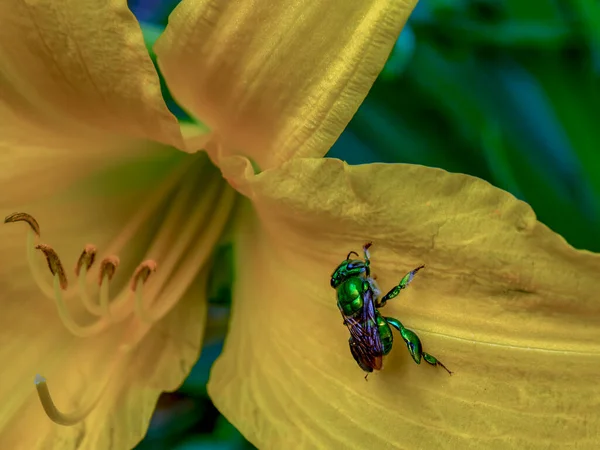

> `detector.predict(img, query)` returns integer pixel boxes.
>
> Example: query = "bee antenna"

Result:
[346,251,359,260]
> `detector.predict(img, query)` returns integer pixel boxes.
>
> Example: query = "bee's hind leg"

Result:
[422,353,453,375]
[385,316,452,375]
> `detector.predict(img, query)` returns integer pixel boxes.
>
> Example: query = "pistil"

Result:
[34,349,123,426]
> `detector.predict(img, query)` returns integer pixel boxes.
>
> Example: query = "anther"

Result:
[76,245,103,317]
[35,244,68,290]
[97,256,119,319]
[130,260,157,292]
[98,256,119,286]
[75,244,97,276]
[132,260,158,324]
[4,212,40,236]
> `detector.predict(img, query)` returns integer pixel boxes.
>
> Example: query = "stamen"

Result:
[99,271,135,323]
[25,229,56,300]
[145,177,224,291]
[103,165,218,324]
[124,267,210,351]
[5,214,76,301]
[138,161,202,260]
[133,279,151,324]
[98,274,140,324]
[143,186,236,325]
[99,158,202,257]
[10,215,77,302]
[132,261,158,324]
[99,274,116,319]
[73,245,105,316]
[4,212,40,236]
[52,275,109,337]
[130,260,157,292]
[35,244,68,290]
[95,256,119,320]
[77,265,103,317]
[75,244,97,276]
[11,160,198,308]
[98,256,119,286]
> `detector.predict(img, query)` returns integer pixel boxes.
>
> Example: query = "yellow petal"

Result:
[155,0,415,170]
[209,158,600,449]
[0,147,214,448]
[0,0,183,147]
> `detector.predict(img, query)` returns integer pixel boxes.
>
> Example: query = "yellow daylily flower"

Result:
[0,0,410,449]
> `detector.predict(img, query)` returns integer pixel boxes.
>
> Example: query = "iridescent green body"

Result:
[331,242,452,379]
[335,276,368,317]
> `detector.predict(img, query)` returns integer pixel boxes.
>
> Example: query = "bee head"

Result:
[330,259,368,288]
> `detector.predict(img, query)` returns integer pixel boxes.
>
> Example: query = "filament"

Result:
[12,154,238,428]
[133,278,153,324]
[77,266,103,317]
[53,275,109,338]
[124,265,210,351]
[148,177,224,290]
[89,157,212,323]
[110,170,221,324]
[26,229,56,300]
[23,159,178,303]
[99,274,113,319]
[98,158,196,258]
[132,182,225,324]
[142,185,236,325]
[141,161,201,260]
[16,154,235,425]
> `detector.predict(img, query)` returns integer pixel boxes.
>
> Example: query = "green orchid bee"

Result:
[330,242,452,379]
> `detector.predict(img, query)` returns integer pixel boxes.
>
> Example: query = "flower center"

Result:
[4,155,236,426]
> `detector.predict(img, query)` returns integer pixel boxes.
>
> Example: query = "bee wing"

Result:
[339,288,384,361]
[358,287,384,355]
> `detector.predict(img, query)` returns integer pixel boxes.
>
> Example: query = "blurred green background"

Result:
[129,0,600,448]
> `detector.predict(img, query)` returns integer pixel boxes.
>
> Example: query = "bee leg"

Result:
[362,242,372,277]
[378,265,425,307]
[385,316,452,375]
[423,352,453,375]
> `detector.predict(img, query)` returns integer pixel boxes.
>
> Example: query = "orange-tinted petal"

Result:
[0,0,183,147]
[208,158,600,449]
[156,0,415,169]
